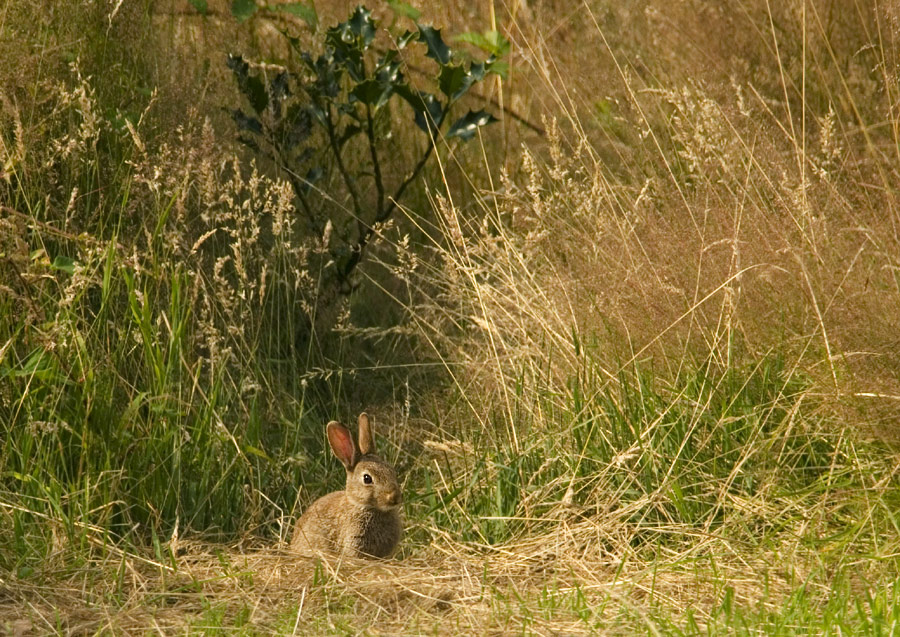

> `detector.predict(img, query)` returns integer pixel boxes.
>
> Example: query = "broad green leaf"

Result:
[387,0,420,20]
[485,30,511,57]
[231,0,257,22]
[439,64,473,101]
[417,24,451,65]
[51,255,77,274]
[454,31,488,51]
[188,0,208,16]
[455,30,510,57]
[12,348,58,381]
[273,2,317,27]
[446,109,497,141]
[486,57,509,78]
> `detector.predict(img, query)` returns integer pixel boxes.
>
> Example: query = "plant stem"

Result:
[324,104,364,226]
[339,130,437,281]
[365,103,385,230]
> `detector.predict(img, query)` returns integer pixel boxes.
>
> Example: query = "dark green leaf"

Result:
[237,134,261,154]
[271,71,290,100]
[232,109,263,135]
[338,102,362,120]
[244,75,268,113]
[351,79,381,105]
[446,109,497,141]
[51,255,77,275]
[273,2,317,27]
[188,0,208,16]
[386,0,420,20]
[351,80,393,109]
[269,71,290,118]
[348,6,376,47]
[285,105,312,148]
[469,61,487,82]
[439,64,473,101]
[310,52,341,98]
[375,58,403,87]
[327,6,375,52]
[305,166,322,184]
[397,87,444,133]
[414,93,443,133]
[377,49,399,70]
[417,24,451,65]
[337,124,362,147]
[231,0,257,22]
[308,102,327,125]
[226,53,249,77]
[227,54,269,113]
[326,23,365,81]
[396,29,418,50]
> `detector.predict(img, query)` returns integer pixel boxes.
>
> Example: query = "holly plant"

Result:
[228,5,501,294]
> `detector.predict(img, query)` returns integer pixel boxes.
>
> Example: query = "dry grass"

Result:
[3,0,900,634]
[3,522,850,635]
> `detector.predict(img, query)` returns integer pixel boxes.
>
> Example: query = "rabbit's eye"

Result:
[363,473,373,484]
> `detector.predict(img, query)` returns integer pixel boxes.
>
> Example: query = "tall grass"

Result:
[1,0,899,633]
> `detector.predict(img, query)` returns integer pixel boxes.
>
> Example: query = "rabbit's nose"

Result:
[387,491,402,506]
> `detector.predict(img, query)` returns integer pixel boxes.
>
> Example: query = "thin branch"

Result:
[324,103,364,223]
[339,130,437,281]
[365,103,385,235]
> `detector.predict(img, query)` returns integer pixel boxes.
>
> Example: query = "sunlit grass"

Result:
[2,0,900,633]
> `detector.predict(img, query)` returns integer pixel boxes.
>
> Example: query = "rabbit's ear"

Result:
[326,421,356,468]
[357,412,375,456]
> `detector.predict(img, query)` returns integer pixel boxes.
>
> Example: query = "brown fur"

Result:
[291,414,403,558]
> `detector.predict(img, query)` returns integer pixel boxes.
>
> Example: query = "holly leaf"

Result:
[227,54,269,113]
[232,109,263,135]
[446,109,497,141]
[347,6,376,48]
[396,29,418,50]
[351,79,393,109]
[417,24,451,65]
[439,64,474,101]
[397,87,444,133]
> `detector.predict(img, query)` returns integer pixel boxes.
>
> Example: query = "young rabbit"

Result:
[290,413,403,558]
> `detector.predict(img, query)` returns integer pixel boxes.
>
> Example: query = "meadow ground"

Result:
[2,0,900,633]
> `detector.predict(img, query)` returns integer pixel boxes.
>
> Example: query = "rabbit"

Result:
[290,412,403,559]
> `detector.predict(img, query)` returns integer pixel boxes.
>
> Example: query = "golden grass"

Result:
[3,521,838,635]
[3,1,900,634]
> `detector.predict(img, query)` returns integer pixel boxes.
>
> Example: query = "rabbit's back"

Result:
[290,491,346,554]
